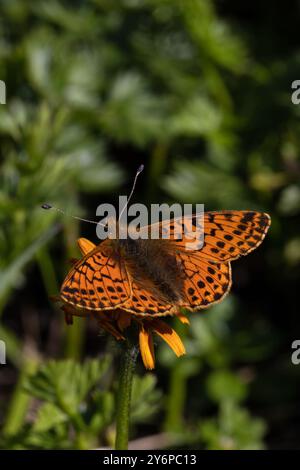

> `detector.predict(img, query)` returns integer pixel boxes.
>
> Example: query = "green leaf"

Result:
[200,402,266,450]
[0,224,60,305]
[24,357,111,415]
[170,95,222,137]
[89,391,114,434]
[206,370,247,403]
[163,160,252,207]
[130,374,162,423]
[33,403,68,433]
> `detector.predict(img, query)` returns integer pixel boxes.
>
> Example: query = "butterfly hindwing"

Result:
[177,252,232,310]
[121,278,175,316]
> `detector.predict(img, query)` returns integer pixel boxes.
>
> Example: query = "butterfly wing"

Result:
[120,278,175,316]
[60,241,132,311]
[139,210,270,311]
[141,210,270,261]
[61,239,175,316]
[139,213,204,250]
[198,211,271,262]
[177,210,270,310]
[177,253,232,310]
[61,211,270,316]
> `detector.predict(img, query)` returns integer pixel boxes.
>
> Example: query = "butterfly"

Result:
[60,210,271,318]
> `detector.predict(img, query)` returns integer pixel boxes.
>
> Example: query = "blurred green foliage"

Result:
[0,0,300,450]
[0,357,161,449]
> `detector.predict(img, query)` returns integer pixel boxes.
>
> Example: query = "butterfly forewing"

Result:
[140,210,270,260]
[60,240,175,316]
[139,214,204,250]
[199,211,271,262]
[60,242,131,310]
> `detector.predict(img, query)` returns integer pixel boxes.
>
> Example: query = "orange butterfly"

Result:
[60,210,271,317]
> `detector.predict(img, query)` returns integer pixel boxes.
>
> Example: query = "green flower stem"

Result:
[115,341,138,450]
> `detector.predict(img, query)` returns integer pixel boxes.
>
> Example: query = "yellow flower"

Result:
[61,304,187,370]
[138,317,186,370]
[58,237,187,370]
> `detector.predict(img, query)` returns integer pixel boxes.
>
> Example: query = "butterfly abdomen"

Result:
[118,237,183,304]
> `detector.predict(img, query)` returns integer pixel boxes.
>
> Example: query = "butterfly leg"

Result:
[61,303,90,324]
[61,304,75,325]
[96,312,126,341]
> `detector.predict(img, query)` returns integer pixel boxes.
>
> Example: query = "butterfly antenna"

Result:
[41,203,107,227]
[118,164,144,221]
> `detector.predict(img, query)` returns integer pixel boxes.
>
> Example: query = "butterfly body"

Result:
[117,236,185,304]
[60,211,271,318]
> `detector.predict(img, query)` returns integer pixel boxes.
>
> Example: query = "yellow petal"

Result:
[77,238,96,255]
[139,325,155,370]
[151,319,186,357]
[176,309,190,325]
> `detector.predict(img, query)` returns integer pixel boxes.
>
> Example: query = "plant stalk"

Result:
[115,341,137,450]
